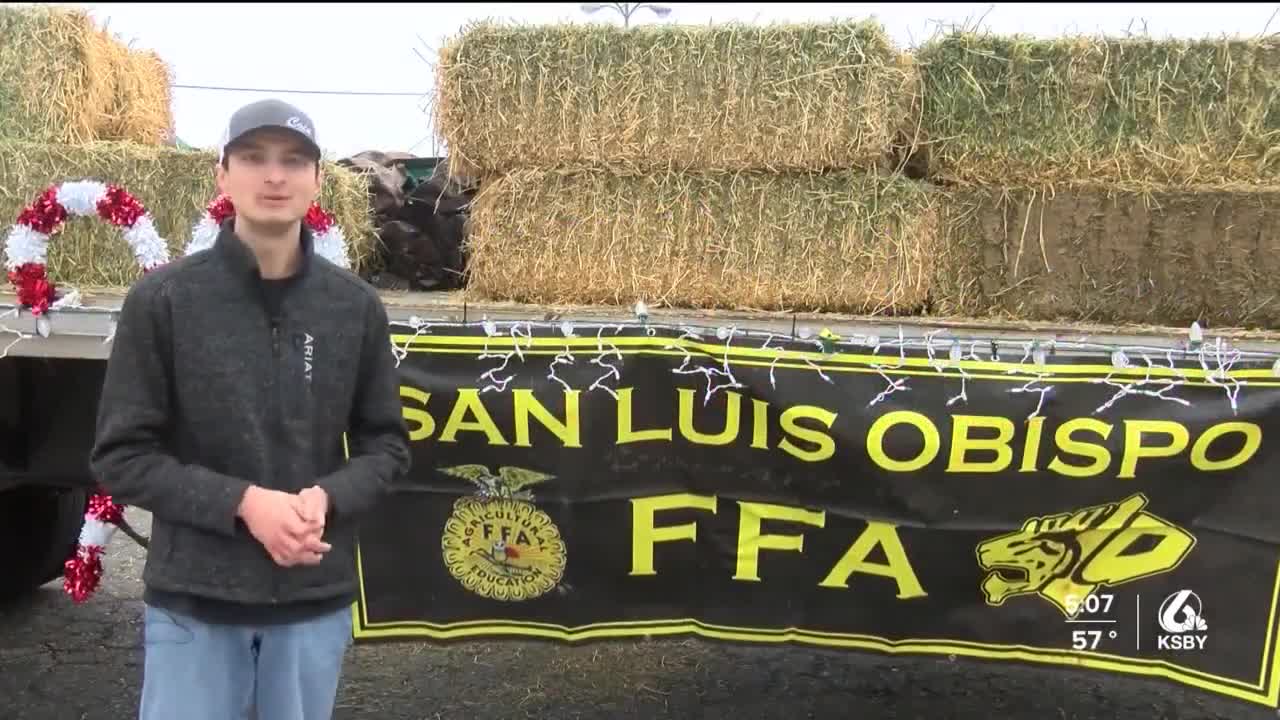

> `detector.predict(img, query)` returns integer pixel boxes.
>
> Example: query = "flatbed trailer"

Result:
[4,286,1280,602]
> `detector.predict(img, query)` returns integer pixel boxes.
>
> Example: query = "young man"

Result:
[90,99,411,720]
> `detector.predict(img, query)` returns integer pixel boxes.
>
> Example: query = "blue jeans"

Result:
[139,602,354,720]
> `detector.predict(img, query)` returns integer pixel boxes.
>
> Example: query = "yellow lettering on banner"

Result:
[948,415,1015,473]
[438,389,508,445]
[867,411,940,472]
[819,522,926,599]
[513,389,582,448]
[778,406,838,462]
[1119,420,1189,478]
[1191,422,1262,471]
[1021,416,1045,472]
[628,494,929,600]
[1047,418,1112,477]
[629,494,717,576]
[733,502,825,582]
[751,399,770,450]
[678,389,740,446]
[1078,511,1195,585]
[400,386,434,441]
[616,388,672,444]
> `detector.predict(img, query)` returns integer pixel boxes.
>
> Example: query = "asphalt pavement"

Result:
[1,509,1273,720]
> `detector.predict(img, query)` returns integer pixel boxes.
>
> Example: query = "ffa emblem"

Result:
[439,464,567,602]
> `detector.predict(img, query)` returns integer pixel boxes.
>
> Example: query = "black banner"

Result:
[354,322,1280,707]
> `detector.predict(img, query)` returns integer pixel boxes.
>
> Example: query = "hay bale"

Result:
[0,6,111,144]
[465,168,939,314]
[933,184,1280,329]
[0,141,376,287]
[435,20,916,176]
[0,5,173,145]
[916,32,1280,186]
[100,46,175,145]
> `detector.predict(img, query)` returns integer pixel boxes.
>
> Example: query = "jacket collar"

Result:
[213,217,316,281]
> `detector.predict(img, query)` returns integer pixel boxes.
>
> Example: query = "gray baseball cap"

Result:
[220,98,321,160]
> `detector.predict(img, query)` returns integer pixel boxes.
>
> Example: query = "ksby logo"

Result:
[975,493,1196,618]
[1158,590,1207,634]
[1154,588,1208,651]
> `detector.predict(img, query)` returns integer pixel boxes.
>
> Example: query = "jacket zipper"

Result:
[270,314,281,604]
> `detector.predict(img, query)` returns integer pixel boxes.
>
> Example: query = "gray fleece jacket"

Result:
[89,220,411,607]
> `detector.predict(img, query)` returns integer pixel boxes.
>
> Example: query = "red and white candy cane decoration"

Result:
[2,180,169,602]
[3,180,170,316]
[64,489,127,603]
[186,194,350,269]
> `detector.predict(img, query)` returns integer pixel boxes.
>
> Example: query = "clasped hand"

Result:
[239,485,331,567]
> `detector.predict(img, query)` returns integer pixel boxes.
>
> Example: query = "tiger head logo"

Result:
[975,493,1196,618]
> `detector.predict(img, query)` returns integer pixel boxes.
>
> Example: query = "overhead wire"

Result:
[172,84,427,97]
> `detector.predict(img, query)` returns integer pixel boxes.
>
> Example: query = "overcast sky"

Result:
[59,2,1280,160]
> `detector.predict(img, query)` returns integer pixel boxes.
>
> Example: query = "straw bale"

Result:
[0,5,173,145]
[0,6,110,144]
[933,184,1280,329]
[0,141,376,288]
[435,20,916,176]
[916,31,1280,186]
[99,44,175,144]
[465,168,939,314]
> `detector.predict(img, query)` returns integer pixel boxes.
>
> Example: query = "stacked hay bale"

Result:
[0,5,376,289]
[435,21,939,314]
[919,32,1280,329]
[0,5,172,145]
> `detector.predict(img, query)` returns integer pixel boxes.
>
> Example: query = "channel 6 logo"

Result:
[1156,589,1208,651]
